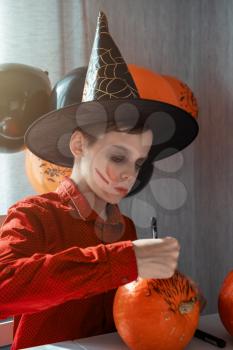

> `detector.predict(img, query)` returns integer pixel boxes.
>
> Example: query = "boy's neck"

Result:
[69,175,108,221]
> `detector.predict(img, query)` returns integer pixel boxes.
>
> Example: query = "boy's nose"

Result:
[120,166,137,181]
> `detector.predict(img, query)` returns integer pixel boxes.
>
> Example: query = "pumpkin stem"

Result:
[179,297,197,314]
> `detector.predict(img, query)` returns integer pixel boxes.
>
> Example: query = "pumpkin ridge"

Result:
[149,274,195,299]
[146,272,197,313]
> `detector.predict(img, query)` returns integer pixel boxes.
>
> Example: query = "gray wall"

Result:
[1,0,233,314]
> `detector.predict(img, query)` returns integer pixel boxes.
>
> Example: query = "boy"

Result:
[0,12,198,350]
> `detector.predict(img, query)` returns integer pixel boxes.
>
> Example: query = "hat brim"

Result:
[25,98,198,169]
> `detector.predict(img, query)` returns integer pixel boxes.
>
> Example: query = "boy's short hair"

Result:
[73,120,152,147]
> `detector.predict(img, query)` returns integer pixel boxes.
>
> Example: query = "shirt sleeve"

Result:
[0,201,138,319]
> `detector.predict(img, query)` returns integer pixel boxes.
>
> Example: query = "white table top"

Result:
[24,313,233,349]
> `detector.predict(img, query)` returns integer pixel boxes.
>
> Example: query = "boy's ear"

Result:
[69,130,87,157]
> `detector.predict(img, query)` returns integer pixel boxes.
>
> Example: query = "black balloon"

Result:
[0,63,51,153]
[50,66,87,111]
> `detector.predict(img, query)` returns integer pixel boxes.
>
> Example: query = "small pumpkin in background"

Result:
[218,270,233,336]
[113,270,201,350]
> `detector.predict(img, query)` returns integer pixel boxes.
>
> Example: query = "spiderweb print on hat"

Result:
[82,12,139,102]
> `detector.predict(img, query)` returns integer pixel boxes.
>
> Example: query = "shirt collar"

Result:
[56,177,124,226]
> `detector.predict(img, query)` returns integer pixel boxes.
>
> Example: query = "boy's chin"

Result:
[97,189,123,203]
[106,196,122,204]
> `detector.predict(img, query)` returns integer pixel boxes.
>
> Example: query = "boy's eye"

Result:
[110,156,125,163]
[110,156,143,170]
[135,163,143,170]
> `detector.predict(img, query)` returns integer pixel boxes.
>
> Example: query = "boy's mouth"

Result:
[114,187,128,195]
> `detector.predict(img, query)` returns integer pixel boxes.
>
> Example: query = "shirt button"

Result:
[122,277,128,284]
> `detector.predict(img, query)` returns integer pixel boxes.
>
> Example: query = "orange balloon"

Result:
[26,65,198,194]
[25,149,71,194]
[128,64,178,105]
[128,64,198,117]
[162,75,198,118]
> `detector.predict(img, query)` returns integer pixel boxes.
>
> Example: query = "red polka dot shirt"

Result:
[0,177,138,349]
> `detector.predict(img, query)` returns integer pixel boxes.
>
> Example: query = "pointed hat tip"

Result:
[98,10,107,20]
[82,9,139,102]
[97,11,109,30]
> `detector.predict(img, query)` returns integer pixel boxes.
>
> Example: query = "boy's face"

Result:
[75,129,153,204]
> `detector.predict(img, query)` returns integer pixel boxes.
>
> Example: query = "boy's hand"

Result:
[132,237,180,279]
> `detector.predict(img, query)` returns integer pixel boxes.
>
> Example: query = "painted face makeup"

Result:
[77,130,153,203]
[95,164,130,197]
[89,131,153,200]
[95,167,109,185]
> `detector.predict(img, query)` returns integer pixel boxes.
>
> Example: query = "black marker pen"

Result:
[151,216,158,239]
[194,329,226,348]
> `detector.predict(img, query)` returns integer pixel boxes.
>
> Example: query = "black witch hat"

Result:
[25,12,198,196]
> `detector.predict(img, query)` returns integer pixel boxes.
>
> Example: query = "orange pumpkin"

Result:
[25,148,71,193]
[218,270,233,336]
[113,270,200,350]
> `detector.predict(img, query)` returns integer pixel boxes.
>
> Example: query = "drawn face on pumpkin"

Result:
[71,129,153,204]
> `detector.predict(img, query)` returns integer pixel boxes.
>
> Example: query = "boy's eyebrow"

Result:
[111,145,148,161]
